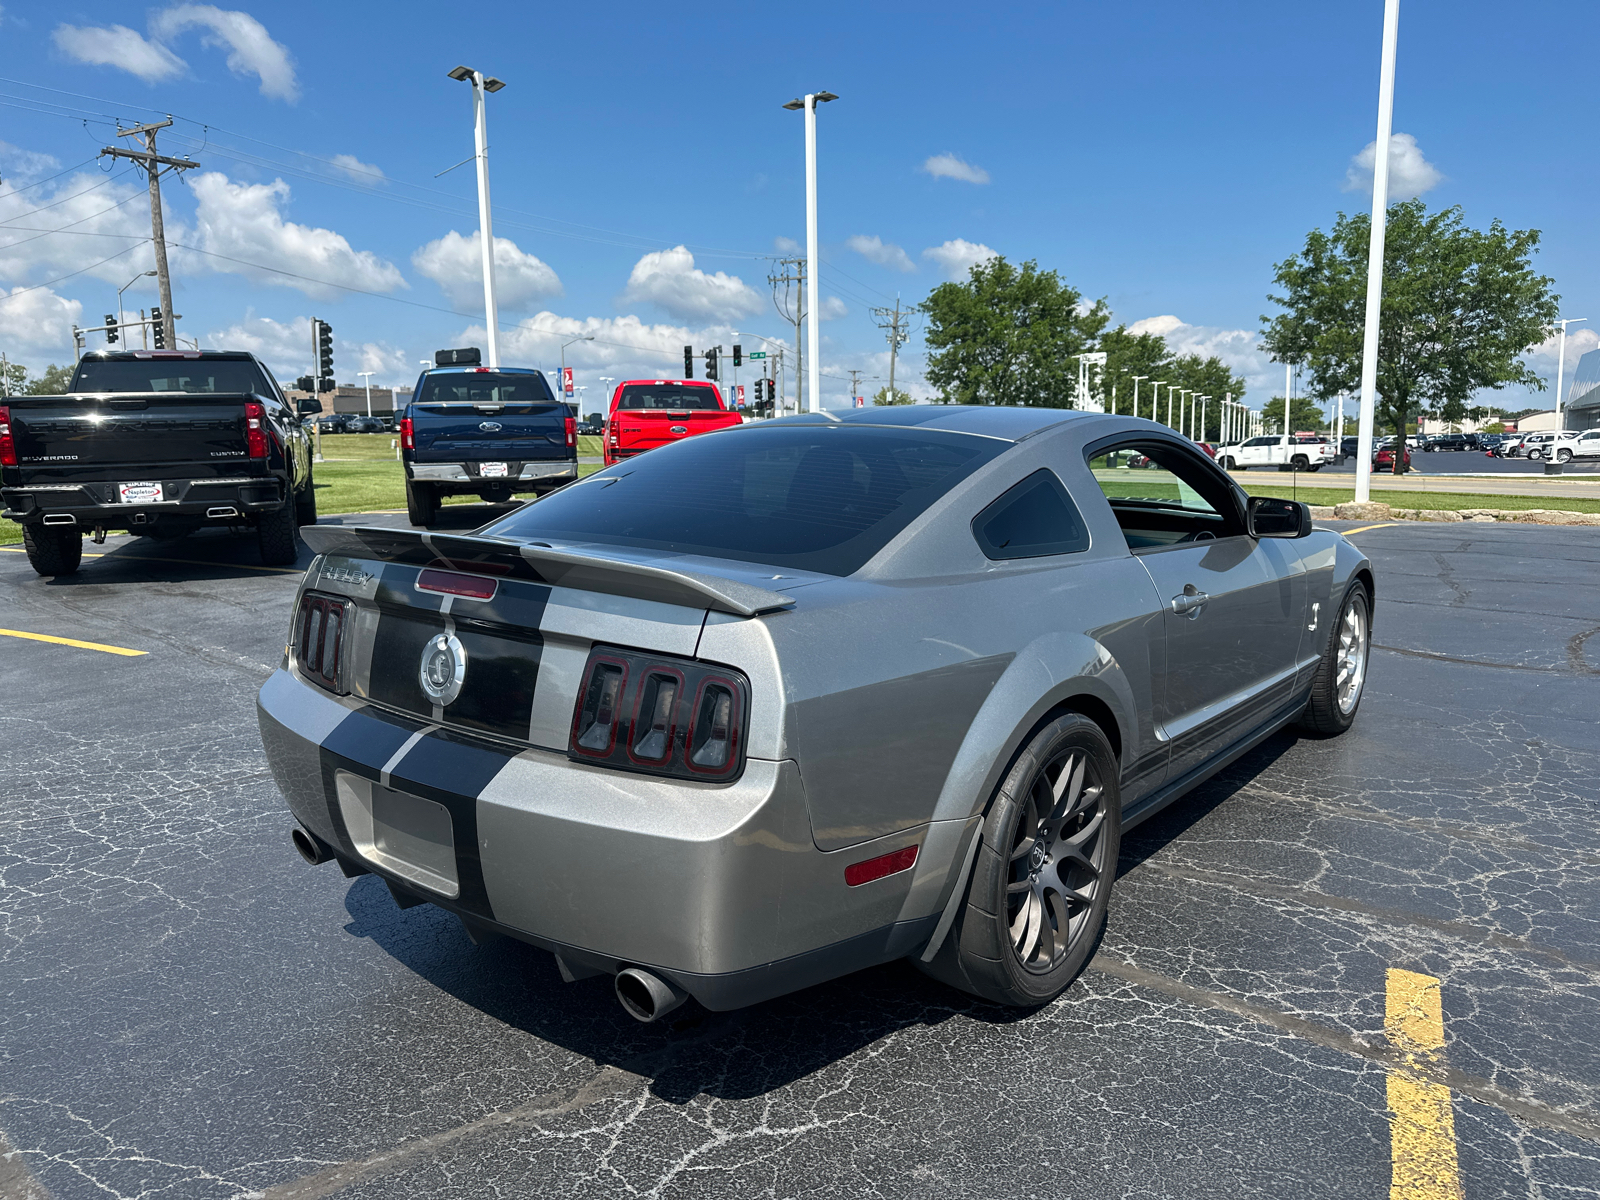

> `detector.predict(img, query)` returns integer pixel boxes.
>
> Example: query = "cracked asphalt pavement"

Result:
[3,516,1599,1198]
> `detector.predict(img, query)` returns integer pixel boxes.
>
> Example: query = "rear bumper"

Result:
[405,460,576,489]
[3,476,284,526]
[256,668,939,1009]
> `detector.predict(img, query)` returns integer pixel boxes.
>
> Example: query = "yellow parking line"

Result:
[0,545,106,557]
[1343,522,1401,536]
[1385,968,1461,1199]
[0,628,147,656]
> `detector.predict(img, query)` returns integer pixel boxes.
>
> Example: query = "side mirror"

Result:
[1247,495,1312,539]
[297,397,322,415]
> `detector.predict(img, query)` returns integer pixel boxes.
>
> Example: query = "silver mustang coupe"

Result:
[258,407,1373,1021]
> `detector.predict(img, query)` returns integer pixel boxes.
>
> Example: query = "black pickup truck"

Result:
[0,349,318,575]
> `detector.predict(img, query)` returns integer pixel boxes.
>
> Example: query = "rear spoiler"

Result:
[300,525,796,618]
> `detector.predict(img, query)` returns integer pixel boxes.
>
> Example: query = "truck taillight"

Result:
[294,591,352,693]
[565,416,576,449]
[607,421,618,446]
[570,646,748,782]
[244,401,268,458]
[0,406,14,467]
[399,417,414,450]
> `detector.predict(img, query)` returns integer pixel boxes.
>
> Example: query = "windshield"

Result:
[615,383,723,411]
[73,359,271,394]
[484,424,1006,575]
[416,372,556,406]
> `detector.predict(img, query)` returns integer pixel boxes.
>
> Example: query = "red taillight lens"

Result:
[0,406,14,467]
[607,420,618,446]
[416,568,497,601]
[295,592,351,692]
[845,845,919,887]
[565,416,576,449]
[244,400,268,458]
[399,416,414,450]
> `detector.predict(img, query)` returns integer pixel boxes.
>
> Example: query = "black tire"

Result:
[1299,583,1371,736]
[1219,455,1235,471]
[918,713,1121,1007]
[1556,449,1573,464]
[256,501,299,566]
[22,524,82,577]
[1291,454,1309,470]
[294,475,318,526]
[405,480,438,528]
[1308,464,1322,472]
[1529,447,1544,461]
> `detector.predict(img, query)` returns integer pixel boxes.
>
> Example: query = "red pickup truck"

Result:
[603,379,742,466]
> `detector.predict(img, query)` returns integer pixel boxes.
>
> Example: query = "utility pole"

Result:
[871,297,912,404]
[100,119,196,351]
[768,257,806,414]
[847,369,865,406]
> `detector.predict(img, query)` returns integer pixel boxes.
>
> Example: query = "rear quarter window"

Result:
[972,469,1090,560]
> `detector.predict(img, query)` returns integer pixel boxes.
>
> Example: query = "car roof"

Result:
[771,404,1098,440]
[78,350,256,361]
[615,379,717,387]
[424,365,544,376]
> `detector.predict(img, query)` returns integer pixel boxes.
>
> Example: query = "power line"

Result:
[0,156,100,196]
[0,242,142,307]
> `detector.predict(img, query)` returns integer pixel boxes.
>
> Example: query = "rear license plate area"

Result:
[335,772,459,897]
[479,462,509,478]
[119,481,163,504]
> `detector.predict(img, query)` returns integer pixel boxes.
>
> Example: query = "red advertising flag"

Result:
[562,367,574,396]
[737,384,746,405]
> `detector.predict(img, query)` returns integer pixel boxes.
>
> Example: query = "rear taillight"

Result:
[570,646,748,782]
[0,406,14,467]
[564,416,576,449]
[607,421,618,447]
[294,591,352,693]
[245,400,268,458]
[399,416,414,451]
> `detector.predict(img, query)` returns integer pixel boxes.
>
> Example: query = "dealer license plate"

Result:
[118,482,163,504]
[479,462,508,478]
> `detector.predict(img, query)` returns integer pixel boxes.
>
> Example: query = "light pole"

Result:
[447,65,506,370]
[118,271,156,343]
[1151,381,1167,428]
[358,371,375,418]
[1553,318,1587,436]
[596,377,614,414]
[1130,375,1148,420]
[1354,0,1400,504]
[784,90,837,412]
[561,335,594,408]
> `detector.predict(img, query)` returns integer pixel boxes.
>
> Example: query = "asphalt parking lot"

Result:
[3,514,1599,1198]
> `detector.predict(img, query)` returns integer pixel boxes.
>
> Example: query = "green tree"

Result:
[23,363,73,395]
[921,257,1109,406]
[1101,326,1171,415]
[1,359,26,396]
[1261,200,1558,472]
[872,385,913,405]
[1260,395,1331,434]
[1160,353,1248,440]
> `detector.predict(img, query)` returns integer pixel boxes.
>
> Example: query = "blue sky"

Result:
[1,0,1595,415]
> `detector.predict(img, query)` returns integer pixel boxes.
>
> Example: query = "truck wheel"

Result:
[1219,455,1235,471]
[917,713,1121,1007]
[1299,582,1371,736]
[405,480,438,528]
[1307,464,1322,472]
[256,501,300,566]
[294,477,318,526]
[22,524,83,577]
[1291,455,1309,470]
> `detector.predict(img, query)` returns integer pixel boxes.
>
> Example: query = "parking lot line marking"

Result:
[1385,968,1462,1200]
[1342,522,1401,535]
[0,628,147,656]
[0,545,106,558]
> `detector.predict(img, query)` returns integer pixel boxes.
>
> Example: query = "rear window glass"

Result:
[972,470,1089,560]
[73,359,270,394]
[485,425,1006,576]
[416,372,555,406]
[615,384,722,411]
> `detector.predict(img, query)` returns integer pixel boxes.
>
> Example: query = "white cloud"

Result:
[52,23,185,81]
[329,154,384,184]
[1523,326,1600,408]
[0,143,62,182]
[819,295,848,321]
[187,172,406,297]
[411,229,562,313]
[1128,314,1273,404]
[845,234,915,272]
[1343,132,1443,201]
[0,170,157,286]
[923,238,998,280]
[201,313,309,377]
[921,154,990,185]
[0,285,84,363]
[150,5,297,101]
[773,236,801,255]
[621,246,762,323]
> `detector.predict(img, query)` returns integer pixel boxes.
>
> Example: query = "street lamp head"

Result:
[814,91,838,103]
[782,98,804,110]
[482,77,506,92]
[447,65,473,81]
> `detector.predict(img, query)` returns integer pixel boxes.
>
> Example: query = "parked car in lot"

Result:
[345,415,387,434]
[1568,430,1600,460]
[1424,433,1481,452]
[317,413,355,434]
[399,347,577,527]
[1216,434,1332,471]
[1374,444,1412,471]
[1,349,318,574]
[1524,431,1582,463]
[603,378,743,466]
[261,406,1374,1019]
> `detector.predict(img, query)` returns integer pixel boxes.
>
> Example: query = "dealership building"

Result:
[1565,348,1600,431]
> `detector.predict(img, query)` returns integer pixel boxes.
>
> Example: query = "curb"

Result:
[1313,503,1600,526]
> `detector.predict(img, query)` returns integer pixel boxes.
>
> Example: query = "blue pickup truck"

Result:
[399,348,577,527]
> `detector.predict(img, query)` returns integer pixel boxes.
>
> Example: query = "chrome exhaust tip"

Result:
[41,513,77,526]
[614,967,688,1023]
[206,506,239,519]
[290,826,332,866]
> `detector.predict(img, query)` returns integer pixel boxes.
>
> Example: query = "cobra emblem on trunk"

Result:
[419,633,467,705]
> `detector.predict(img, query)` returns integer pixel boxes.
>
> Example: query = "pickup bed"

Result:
[399,364,576,527]
[603,379,741,466]
[1215,435,1332,472]
[0,350,316,575]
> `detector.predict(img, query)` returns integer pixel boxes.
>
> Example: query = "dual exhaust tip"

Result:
[288,826,689,1023]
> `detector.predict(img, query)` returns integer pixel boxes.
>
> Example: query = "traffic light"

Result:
[732,344,742,367]
[683,345,693,378]
[105,314,118,345]
[705,346,719,381]
[317,320,334,387]
[295,375,315,393]
[151,308,165,349]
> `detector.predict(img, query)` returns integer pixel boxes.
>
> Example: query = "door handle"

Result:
[1170,586,1209,619]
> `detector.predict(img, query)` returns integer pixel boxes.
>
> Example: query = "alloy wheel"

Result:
[1005,750,1111,973]
[1336,594,1369,715]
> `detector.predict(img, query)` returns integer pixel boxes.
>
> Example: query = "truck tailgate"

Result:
[8,393,250,472]
[614,408,741,453]
[411,403,569,461]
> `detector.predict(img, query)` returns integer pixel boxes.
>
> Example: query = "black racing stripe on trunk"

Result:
[384,728,516,919]
[314,704,430,850]
[369,608,442,714]
[446,621,541,739]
